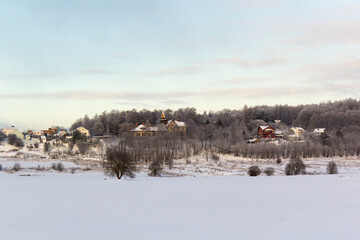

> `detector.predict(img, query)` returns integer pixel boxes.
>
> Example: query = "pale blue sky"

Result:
[0,0,359,129]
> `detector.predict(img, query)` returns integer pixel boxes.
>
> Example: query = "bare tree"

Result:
[327,161,338,174]
[285,156,306,175]
[148,159,163,177]
[104,146,136,179]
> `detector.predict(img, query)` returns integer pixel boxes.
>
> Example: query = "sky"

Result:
[0,0,359,130]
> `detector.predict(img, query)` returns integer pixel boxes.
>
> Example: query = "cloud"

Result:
[295,58,360,81]
[142,66,205,77]
[212,77,266,84]
[281,21,360,46]
[218,0,285,8]
[114,54,128,59]
[78,66,205,77]
[1,83,358,102]
[77,70,132,75]
[213,56,291,67]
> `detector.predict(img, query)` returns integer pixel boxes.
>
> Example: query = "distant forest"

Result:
[70,98,360,159]
[71,98,360,137]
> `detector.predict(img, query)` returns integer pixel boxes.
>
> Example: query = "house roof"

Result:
[259,126,275,130]
[130,124,147,132]
[291,127,305,131]
[313,128,326,133]
[167,120,186,127]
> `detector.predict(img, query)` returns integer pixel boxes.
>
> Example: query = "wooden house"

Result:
[257,126,276,139]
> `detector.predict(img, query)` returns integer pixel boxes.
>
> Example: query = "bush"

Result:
[44,142,51,152]
[51,162,64,172]
[0,131,6,141]
[148,160,163,177]
[264,167,275,176]
[104,146,136,179]
[34,142,39,148]
[77,141,90,155]
[248,165,261,176]
[0,164,2,171]
[13,163,21,172]
[327,161,338,174]
[212,153,220,161]
[7,134,17,145]
[15,138,24,148]
[276,158,282,165]
[285,156,306,175]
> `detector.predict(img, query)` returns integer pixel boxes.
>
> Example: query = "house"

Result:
[75,127,90,137]
[57,130,68,137]
[130,112,186,137]
[257,126,276,139]
[290,127,305,136]
[130,124,167,137]
[275,130,284,138]
[166,120,186,134]
[247,138,261,144]
[1,127,24,139]
[313,128,326,136]
[30,130,45,137]
[42,127,58,136]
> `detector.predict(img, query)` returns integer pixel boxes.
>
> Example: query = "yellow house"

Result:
[290,127,305,136]
[1,127,24,139]
[130,113,186,137]
[75,127,90,137]
[166,120,186,134]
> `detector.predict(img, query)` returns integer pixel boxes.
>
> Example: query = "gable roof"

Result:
[313,128,326,133]
[259,126,275,130]
[167,120,186,127]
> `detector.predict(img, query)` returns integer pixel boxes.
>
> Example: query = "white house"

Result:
[313,128,326,136]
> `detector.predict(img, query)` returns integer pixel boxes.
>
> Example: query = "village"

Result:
[0,114,328,150]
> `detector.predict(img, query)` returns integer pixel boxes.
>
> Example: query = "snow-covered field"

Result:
[1,167,360,240]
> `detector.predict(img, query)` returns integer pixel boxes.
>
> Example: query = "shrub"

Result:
[51,162,64,172]
[36,165,45,171]
[0,131,6,141]
[285,156,306,175]
[212,153,220,161]
[104,146,136,179]
[44,142,51,152]
[15,138,24,148]
[248,165,261,176]
[148,160,163,177]
[57,163,64,172]
[0,164,2,171]
[264,167,275,176]
[276,158,282,165]
[327,161,338,174]
[13,163,21,172]
[76,141,90,155]
[34,142,39,148]
[7,134,17,145]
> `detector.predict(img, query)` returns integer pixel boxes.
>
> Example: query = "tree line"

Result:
[70,98,360,160]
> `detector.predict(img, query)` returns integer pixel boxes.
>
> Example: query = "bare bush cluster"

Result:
[285,156,306,175]
[248,165,261,176]
[51,162,65,172]
[327,161,338,174]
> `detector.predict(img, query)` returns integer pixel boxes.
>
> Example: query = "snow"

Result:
[313,128,326,133]
[130,124,147,132]
[167,120,186,127]
[0,170,359,240]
